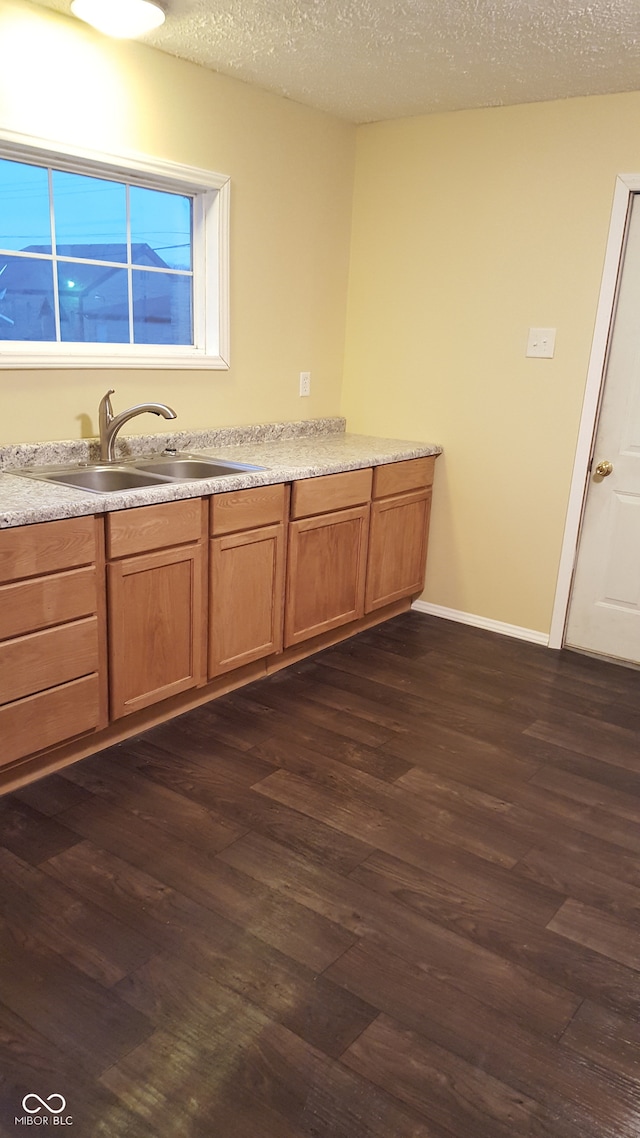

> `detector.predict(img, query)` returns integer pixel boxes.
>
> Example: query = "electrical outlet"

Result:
[299,371,311,397]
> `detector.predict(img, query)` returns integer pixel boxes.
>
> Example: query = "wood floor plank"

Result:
[251,725,413,784]
[0,918,153,1076]
[324,938,640,1138]
[43,840,377,1061]
[341,857,640,1019]
[101,1017,448,1138]
[547,899,640,971]
[560,999,640,1081]
[230,677,399,750]
[515,845,640,928]
[53,798,357,972]
[353,846,564,925]
[0,797,80,865]
[62,750,248,856]
[114,736,376,873]
[0,1001,157,1138]
[218,831,579,1037]
[343,1013,553,1138]
[11,771,91,817]
[0,847,154,987]
[382,723,542,797]
[524,712,640,773]
[529,763,640,824]
[254,766,530,867]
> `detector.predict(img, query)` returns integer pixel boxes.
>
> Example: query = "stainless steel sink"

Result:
[11,452,266,493]
[131,454,265,479]
[13,464,174,493]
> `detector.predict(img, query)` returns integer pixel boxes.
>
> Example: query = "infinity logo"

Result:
[21,1095,67,1115]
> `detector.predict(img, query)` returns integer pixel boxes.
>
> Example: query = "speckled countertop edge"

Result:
[0,418,442,529]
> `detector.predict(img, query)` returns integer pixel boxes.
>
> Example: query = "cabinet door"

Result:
[285,505,370,647]
[108,543,205,719]
[365,489,431,612]
[209,523,285,677]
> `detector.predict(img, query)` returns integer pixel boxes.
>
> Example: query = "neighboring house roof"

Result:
[21,243,171,269]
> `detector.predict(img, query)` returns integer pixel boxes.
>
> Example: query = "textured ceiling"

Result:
[29,0,640,123]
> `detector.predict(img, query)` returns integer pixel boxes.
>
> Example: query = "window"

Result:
[0,131,229,369]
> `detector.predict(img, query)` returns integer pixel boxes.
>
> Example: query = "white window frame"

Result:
[0,128,230,369]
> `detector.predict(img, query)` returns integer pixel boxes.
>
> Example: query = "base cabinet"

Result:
[106,499,206,719]
[209,523,285,676]
[208,484,287,677]
[0,516,105,766]
[365,457,435,612]
[366,489,431,611]
[285,504,370,646]
[0,455,438,787]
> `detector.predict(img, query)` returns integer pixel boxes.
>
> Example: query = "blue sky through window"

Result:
[0,157,193,344]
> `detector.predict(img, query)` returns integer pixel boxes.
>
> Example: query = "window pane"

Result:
[0,254,55,341]
[130,186,192,270]
[58,261,129,343]
[132,269,192,345]
[52,170,127,262]
[0,159,51,254]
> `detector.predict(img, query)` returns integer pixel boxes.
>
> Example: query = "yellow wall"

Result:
[342,93,640,634]
[0,0,355,443]
[4,1,640,637]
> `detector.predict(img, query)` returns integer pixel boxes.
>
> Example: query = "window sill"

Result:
[0,348,230,370]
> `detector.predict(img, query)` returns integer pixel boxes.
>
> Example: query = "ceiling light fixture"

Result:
[70,0,166,39]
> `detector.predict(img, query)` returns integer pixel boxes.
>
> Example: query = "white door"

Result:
[565,194,640,664]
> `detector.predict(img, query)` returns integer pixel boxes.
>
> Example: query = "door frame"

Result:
[549,173,640,649]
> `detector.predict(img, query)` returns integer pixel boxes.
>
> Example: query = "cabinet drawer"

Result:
[0,617,99,705]
[0,516,96,584]
[0,566,97,641]
[291,468,372,519]
[0,674,101,768]
[373,456,435,499]
[107,498,203,558]
[211,483,286,536]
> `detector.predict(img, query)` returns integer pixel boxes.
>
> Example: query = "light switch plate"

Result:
[526,327,556,358]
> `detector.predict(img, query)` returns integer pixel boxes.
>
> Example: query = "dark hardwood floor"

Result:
[1,611,640,1137]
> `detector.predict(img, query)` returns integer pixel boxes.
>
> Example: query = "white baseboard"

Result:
[411,600,550,647]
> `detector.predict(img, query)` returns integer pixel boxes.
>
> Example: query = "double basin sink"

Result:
[14,453,266,494]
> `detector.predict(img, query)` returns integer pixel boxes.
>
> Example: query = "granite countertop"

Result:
[0,418,442,529]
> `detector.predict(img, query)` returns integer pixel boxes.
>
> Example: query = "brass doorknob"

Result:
[595,460,614,477]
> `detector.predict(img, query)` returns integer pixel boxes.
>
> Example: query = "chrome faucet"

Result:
[98,389,177,462]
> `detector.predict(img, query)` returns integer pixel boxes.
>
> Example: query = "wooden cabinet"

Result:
[0,451,439,789]
[366,457,435,612]
[106,499,206,719]
[0,516,105,767]
[285,470,372,647]
[209,485,286,676]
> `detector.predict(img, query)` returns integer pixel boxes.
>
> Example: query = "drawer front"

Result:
[211,483,287,536]
[107,498,203,558]
[0,516,96,584]
[0,617,99,705]
[373,456,435,499]
[291,468,372,519]
[0,566,97,641]
[0,674,101,768]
